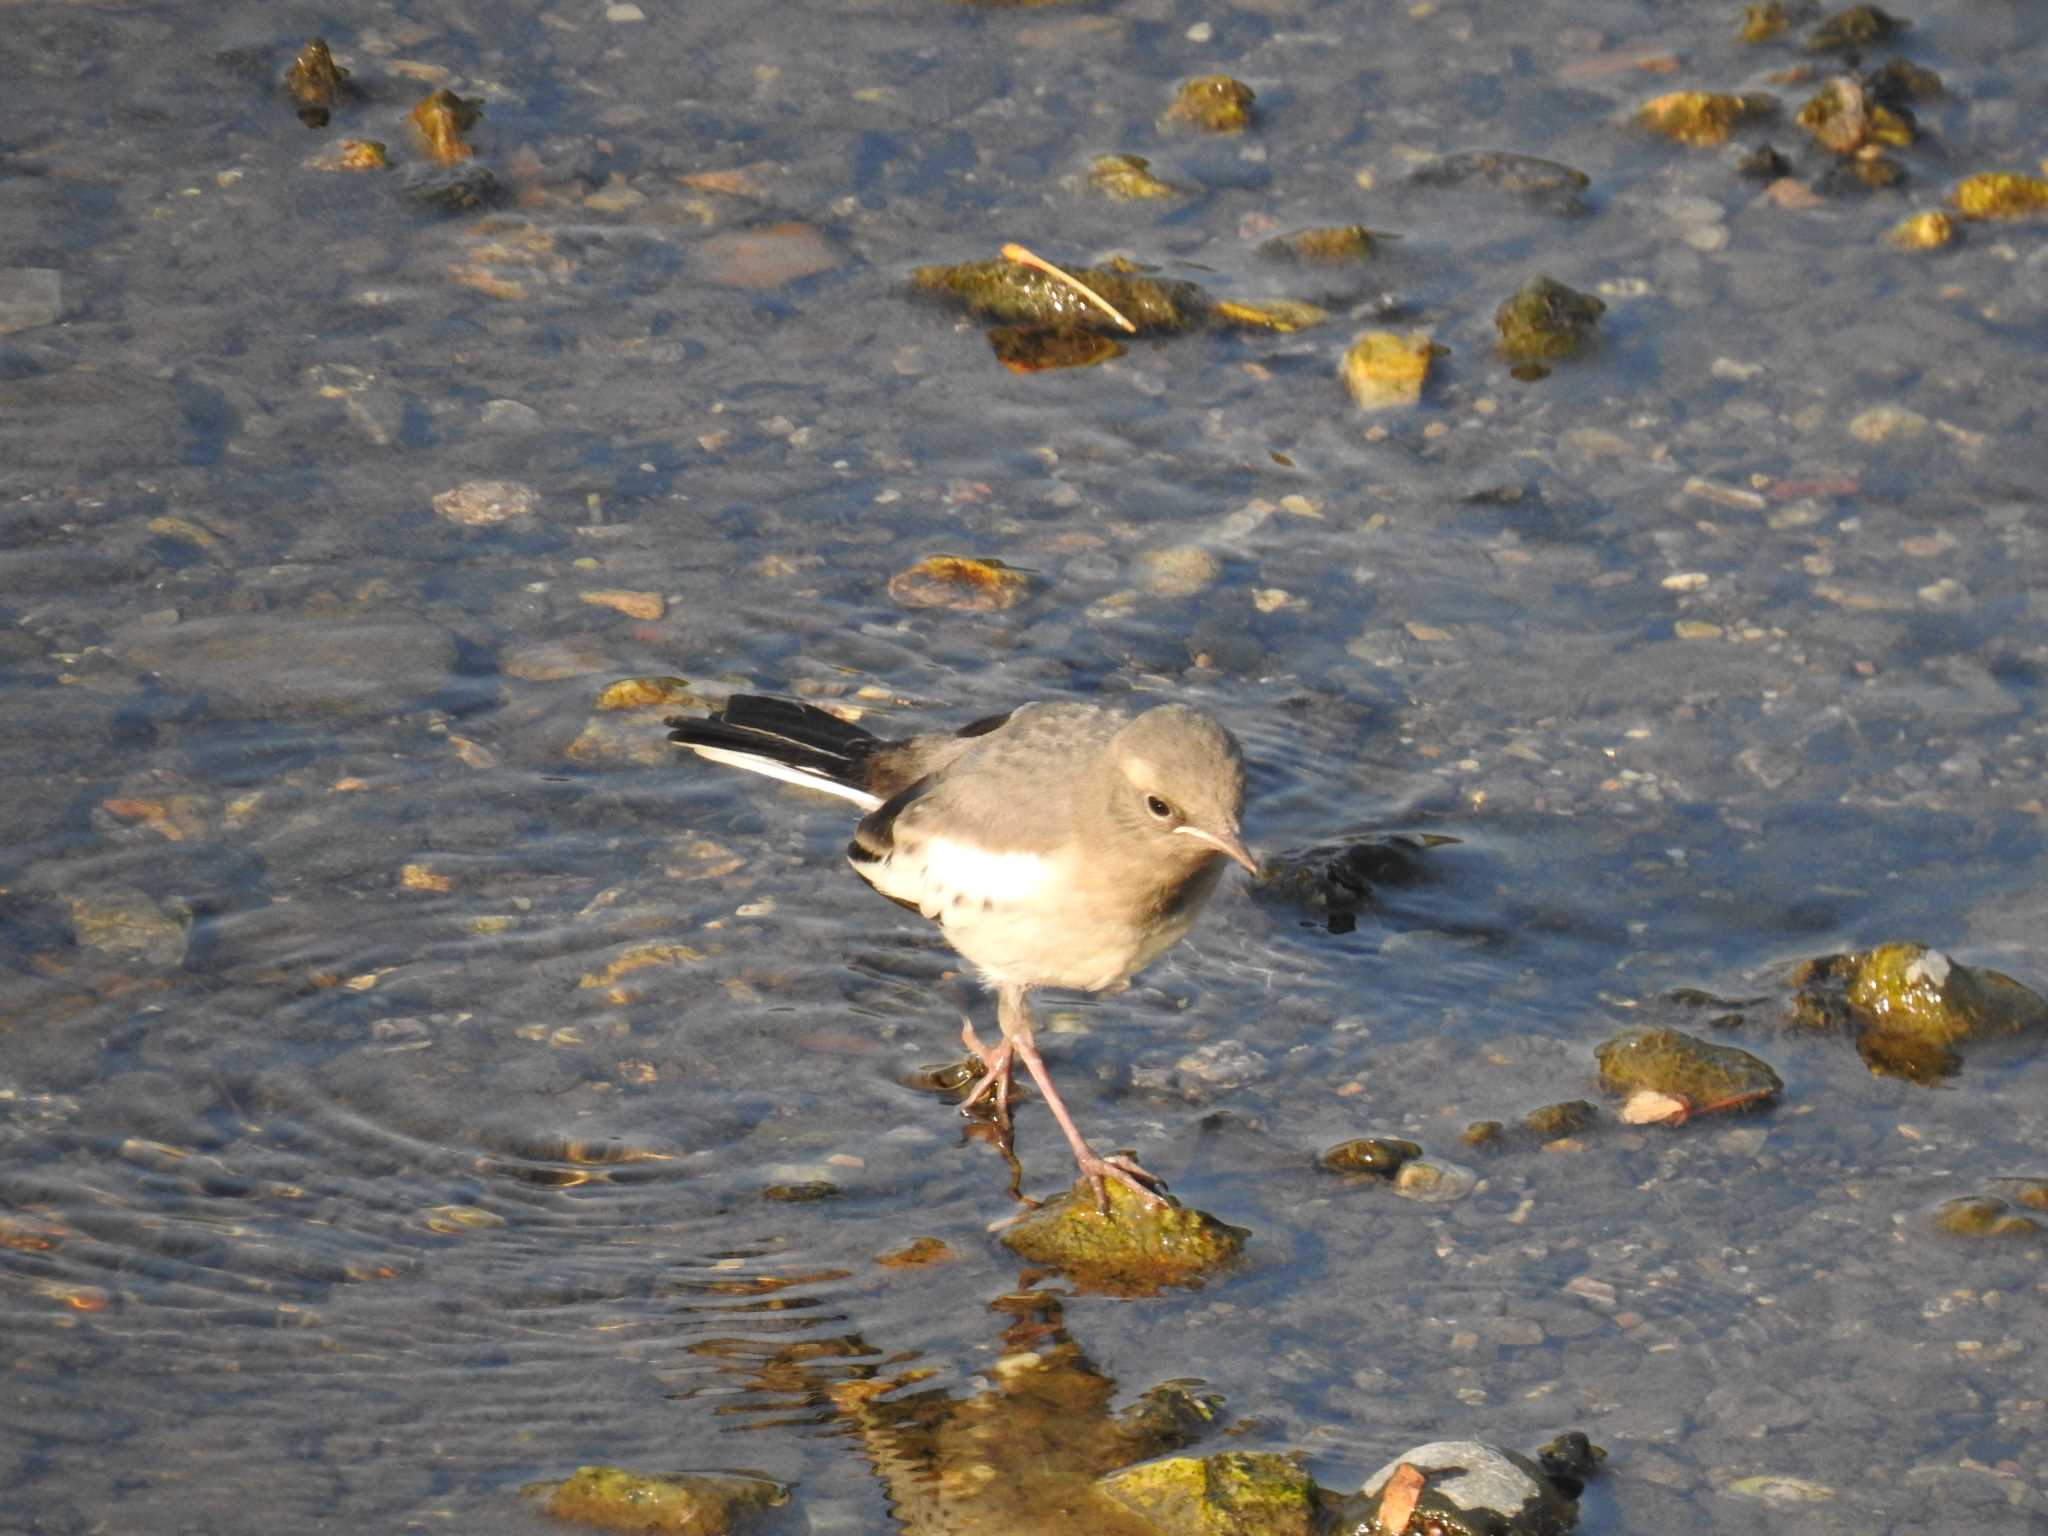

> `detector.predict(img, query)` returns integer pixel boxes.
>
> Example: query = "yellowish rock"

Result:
[1137,546,1220,598]
[400,864,453,893]
[1886,210,1954,249]
[580,588,665,621]
[1341,329,1436,410]
[595,676,695,711]
[1636,90,1774,147]
[886,555,1028,612]
[1088,152,1181,200]
[1951,171,2048,220]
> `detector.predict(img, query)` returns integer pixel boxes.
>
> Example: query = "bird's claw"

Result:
[1077,1150,1167,1212]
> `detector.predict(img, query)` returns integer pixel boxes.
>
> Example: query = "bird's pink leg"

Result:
[998,986,1164,1211]
[958,1015,1013,1126]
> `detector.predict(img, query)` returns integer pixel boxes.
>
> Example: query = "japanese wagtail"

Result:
[668,694,1255,1208]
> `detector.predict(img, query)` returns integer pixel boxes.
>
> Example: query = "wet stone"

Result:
[1101,1450,1321,1536]
[999,1177,1245,1295]
[1495,276,1605,363]
[1319,1137,1422,1177]
[1594,1027,1782,1115]
[1930,1196,2040,1239]
[68,887,190,967]
[1788,943,2048,1082]
[533,1465,787,1534]
[1341,1439,1594,1536]
[1407,151,1590,213]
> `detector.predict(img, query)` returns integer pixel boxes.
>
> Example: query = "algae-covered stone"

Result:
[1796,77,1912,154]
[1319,1137,1421,1177]
[1738,2,1795,42]
[1163,75,1255,134]
[412,88,483,166]
[1636,91,1775,147]
[1808,3,1905,52]
[1931,1196,2041,1239]
[69,888,190,967]
[1102,1451,1322,1536]
[999,1177,1244,1295]
[1495,276,1604,363]
[1789,943,2048,1082]
[911,256,1205,334]
[535,1465,785,1535]
[1521,1100,1600,1140]
[597,677,698,712]
[1594,1027,1782,1115]
[1090,153,1184,201]
[887,554,1030,612]
[1951,172,2048,220]
[1258,226,1385,264]
[1885,210,1952,249]
[284,37,359,127]
[1341,330,1436,410]
[1210,298,1328,333]
[1406,151,1590,212]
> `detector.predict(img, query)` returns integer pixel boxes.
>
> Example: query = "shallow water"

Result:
[3,0,2045,1531]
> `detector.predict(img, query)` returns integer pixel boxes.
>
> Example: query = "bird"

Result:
[667,694,1256,1209]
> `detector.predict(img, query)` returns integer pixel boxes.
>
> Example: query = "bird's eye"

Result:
[1145,794,1174,820]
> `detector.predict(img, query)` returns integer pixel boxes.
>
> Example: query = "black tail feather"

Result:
[667,695,880,789]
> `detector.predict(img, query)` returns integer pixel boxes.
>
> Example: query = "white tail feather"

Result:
[685,744,883,811]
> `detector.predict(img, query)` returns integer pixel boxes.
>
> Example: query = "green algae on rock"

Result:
[1495,276,1604,363]
[887,554,1030,612]
[534,1466,786,1535]
[1102,1451,1324,1536]
[1406,151,1590,213]
[912,255,1205,333]
[1162,75,1255,134]
[283,37,360,128]
[1636,90,1776,146]
[1594,1027,1782,1119]
[1789,942,2048,1082]
[1951,171,2048,220]
[1257,225,1388,264]
[1796,76,1913,154]
[1089,152,1185,201]
[1808,3,1906,52]
[1931,1195,2041,1239]
[1738,1,1798,43]
[999,1177,1245,1295]
[1319,1136,1422,1177]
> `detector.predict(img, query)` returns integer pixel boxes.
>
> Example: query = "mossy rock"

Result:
[1101,1451,1322,1536]
[535,1466,786,1535]
[1790,943,2048,1082]
[1495,276,1604,363]
[1000,1177,1245,1295]
[1636,91,1775,147]
[1594,1027,1781,1109]
[910,256,1205,334]
[1164,75,1255,134]
[1952,172,2048,220]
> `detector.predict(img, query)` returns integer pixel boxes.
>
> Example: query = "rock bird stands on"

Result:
[668,695,1256,1208]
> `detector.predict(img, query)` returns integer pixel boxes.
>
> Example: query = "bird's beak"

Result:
[1175,823,1259,875]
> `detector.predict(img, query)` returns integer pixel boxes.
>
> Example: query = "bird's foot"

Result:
[1076,1149,1167,1213]
[957,1020,1015,1129]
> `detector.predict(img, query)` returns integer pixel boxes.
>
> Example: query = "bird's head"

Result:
[1109,705,1256,876]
